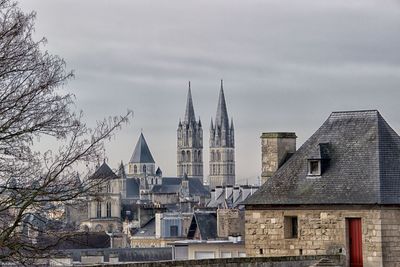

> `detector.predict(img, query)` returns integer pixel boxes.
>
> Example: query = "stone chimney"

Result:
[261,132,296,185]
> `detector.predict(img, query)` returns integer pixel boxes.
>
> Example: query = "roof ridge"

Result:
[331,109,378,114]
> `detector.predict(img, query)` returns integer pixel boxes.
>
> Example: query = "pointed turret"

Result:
[118,161,126,179]
[184,82,196,124]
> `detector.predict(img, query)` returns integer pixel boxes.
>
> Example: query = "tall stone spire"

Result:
[184,81,196,124]
[177,82,203,182]
[215,80,229,129]
[209,80,235,189]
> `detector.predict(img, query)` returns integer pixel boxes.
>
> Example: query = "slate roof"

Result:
[150,177,210,197]
[132,218,156,237]
[89,162,118,180]
[126,178,140,198]
[130,133,155,164]
[190,212,218,240]
[245,110,400,206]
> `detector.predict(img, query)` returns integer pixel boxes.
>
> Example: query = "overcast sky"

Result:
[19,0,400,184]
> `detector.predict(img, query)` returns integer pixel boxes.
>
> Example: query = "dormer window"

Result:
[308,160,321,176]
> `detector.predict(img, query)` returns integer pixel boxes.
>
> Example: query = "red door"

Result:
[348,218,363,267]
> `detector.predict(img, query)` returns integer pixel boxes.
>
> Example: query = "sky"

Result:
[19,0,400,185]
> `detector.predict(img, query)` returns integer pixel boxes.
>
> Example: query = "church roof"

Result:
[89,162,118,180]
[129,133,155,164]
[184,83,196,124]
[245,110,400,206]
[214,80,230,129]
[150,177,209,197]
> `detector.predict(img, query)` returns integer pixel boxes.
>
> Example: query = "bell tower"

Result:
[177,82,203,182]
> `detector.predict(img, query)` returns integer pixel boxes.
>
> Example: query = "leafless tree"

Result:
[0,0,132,264]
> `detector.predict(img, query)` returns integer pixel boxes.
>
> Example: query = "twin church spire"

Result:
[177,80,235,188]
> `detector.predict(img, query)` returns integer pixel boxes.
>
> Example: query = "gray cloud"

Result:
[19,0,400,183]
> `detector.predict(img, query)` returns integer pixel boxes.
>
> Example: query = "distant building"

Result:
[80,162,123,233]
[209,80,235,189]
[245,110,400,266]
[171,238,246,260]
[177,82,203,181]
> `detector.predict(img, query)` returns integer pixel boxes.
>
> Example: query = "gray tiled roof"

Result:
[150,177,209,197]
[194,212,217,240]
[245,110,400,205]
[126,178,140,198]
[89,162,118,180]
[129,133,155,164]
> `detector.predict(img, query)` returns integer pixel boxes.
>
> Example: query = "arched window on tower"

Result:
[187,151,191,162]
[217,151,221,161]
[96,202,101,218]
[194,151,197,162]
[143,165,147,173]
[106,202,111,218]
[181,151,185,162]
[198,151,201,162]
[211,151,215,162]
[134,165,137,174]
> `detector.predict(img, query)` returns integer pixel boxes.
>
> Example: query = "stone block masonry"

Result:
[245,205,400,267]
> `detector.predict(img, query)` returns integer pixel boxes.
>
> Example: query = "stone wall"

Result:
[217,208,245,237]
[100,255,343,267]
[245,205,389,267]
[381,208,400,266]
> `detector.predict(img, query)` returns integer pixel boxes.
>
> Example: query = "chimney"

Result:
[225,185,233,200]
[210,189,216,202]
[215,186,224,200]
[261,132,296,185]
[233,186,240,203]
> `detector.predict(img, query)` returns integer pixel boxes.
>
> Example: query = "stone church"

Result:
[177,81,236,188]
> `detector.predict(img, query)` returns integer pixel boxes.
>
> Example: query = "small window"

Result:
[96,202,102,218]
[308,160,321,176]
[284,216,298,239]
[170,225,179,237]
[106,202,111,218]
[134,165,137,174]
[143,165,147,173]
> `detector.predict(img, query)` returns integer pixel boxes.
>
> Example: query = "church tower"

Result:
[209,80,235,189]
[177,82,203,181]
[128,133,156,177]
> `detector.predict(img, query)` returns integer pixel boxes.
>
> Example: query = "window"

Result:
[308,160,321,176]
[96,202,102,218]
[106,202,111,218]
[284,216,298,239]
[143,165,147,173]
[170,225,179,237]
[221,252,231,258]
[134,165,137,174]
[106,182,111,193]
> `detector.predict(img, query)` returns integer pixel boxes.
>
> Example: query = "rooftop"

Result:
[245,110,400,206]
